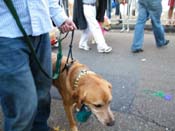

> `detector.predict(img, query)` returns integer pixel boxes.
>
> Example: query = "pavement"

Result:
[0,29,175,131]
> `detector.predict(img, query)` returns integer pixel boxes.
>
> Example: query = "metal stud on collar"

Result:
[73,70,95,89]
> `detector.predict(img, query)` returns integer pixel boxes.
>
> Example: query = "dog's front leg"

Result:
[63,103,78,131]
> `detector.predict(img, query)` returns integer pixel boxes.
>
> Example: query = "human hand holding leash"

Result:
[59,19,77,33]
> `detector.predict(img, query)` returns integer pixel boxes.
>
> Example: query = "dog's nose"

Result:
[106,120,115,126]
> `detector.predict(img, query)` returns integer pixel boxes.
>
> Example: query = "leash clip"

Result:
[62,59,75,72]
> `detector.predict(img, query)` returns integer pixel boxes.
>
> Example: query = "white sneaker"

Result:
[79,45,90,51]
[91,39,96,44]
[98,46,112,53]
[120,27,125,32]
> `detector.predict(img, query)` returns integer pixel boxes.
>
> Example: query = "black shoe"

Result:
[164,40,169,46]
[132,49,144,53]
[158,40,169,47]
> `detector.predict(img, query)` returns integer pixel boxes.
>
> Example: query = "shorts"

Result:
[168,0,175,7]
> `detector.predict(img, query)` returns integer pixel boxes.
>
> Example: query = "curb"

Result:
[111,24,175,33]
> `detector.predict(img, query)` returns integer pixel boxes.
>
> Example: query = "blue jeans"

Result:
[0,33,52,131]
[115,1,120,16]
[107,0,112,19]
[131,0,166,51]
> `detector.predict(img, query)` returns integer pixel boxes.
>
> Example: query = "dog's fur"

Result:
[52,53,115,131]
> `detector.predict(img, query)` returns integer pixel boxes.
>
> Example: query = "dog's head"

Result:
[74,73,115,126]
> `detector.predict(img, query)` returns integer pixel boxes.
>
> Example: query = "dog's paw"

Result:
[71,126,78,131]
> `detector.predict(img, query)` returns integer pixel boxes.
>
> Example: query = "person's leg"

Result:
[166,0,175,25]
[83,5,112,51]
[30,33,52,131]
[79,27,91,50]
[107,0,112,19]
[172,3,175,26]
[148,0,167,47]
[96,0,106,22]
[119,5,123,23]
[131,1,148,52]
[115,1,121,24]
[120,3,126,32]
[168,6,174,23]
[0,37,38,131]
[115,1,120,16]
[126,0,132,32]
[173,11,175,26]
[172,0,175,25]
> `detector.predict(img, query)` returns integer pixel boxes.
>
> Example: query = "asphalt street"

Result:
[0,30,175,131]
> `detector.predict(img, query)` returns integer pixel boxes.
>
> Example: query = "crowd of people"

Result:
[0,0,173,131]
[72,0,171,53]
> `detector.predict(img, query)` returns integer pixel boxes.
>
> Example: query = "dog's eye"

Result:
[94,104,103,108]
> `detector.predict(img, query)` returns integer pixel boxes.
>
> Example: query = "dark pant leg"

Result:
[0,37,38,131]
[30,33,52,131]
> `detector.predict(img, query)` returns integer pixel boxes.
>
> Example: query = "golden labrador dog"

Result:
[52,53,115,131]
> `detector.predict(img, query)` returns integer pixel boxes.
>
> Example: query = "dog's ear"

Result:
[76,91,87,110]
[108,82,112,89]
[106,80,112,89]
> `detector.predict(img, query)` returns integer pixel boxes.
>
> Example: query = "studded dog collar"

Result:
[73,70,95,89]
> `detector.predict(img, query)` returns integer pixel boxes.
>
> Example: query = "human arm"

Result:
[49,0,76,33]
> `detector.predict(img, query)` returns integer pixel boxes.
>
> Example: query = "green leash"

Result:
[53,30,75,79]
[4,0,51,79]
[52,32,69,79]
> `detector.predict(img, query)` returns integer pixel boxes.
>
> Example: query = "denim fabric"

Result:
[115,1,120,16]
[0,33,52,131]
[107,0,112,19]
[131,0,166,51]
